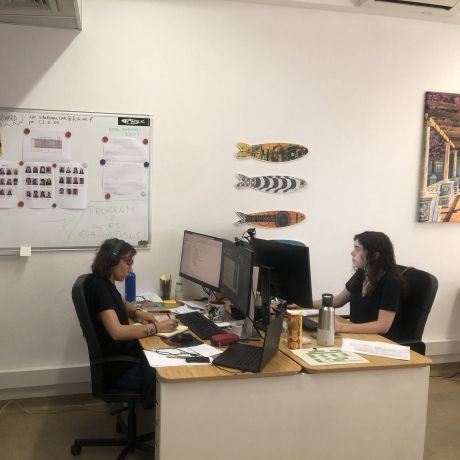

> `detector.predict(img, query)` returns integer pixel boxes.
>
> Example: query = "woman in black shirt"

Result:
[313,231,401,336]
[86,238,178,394]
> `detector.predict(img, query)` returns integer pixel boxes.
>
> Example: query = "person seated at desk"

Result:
[313,231,401,338]
[86,238,178,396]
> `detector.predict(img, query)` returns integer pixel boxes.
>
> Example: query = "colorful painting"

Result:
[235,142,308,162]
[235,174,307,193]
[234,210,305,228]
[419,91,460,222]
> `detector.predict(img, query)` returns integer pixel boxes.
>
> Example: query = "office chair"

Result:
[390,265,438,355]
[70,274,155,459]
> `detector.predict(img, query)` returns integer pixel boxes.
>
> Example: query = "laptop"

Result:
[212,313,285,372]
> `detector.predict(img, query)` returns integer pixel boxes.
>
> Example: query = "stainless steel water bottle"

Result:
[317,293,335,346]
[125,272,136,302]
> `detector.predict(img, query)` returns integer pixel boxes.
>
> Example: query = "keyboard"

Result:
[176,312,225,340]
[302,317,318,331]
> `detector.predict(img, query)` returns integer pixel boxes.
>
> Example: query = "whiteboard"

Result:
[0,108,151,250]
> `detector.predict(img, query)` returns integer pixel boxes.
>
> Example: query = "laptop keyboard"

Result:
[213,343,262,370]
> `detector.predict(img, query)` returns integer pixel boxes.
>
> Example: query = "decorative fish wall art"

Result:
[235,142,308,163]
[235,174,306,194]
[235,210,305,228]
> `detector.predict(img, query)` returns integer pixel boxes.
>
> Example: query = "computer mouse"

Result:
[170,332,194,344]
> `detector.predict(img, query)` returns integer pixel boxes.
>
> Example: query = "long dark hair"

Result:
[91,238,136,279]
[351,231,397,295]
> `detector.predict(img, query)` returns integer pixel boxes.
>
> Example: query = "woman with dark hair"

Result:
[313,231,401,336]
[86,238,178,395]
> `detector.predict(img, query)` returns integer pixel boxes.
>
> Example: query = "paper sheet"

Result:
[103,161,148,196]
[287,308,319,317]
[341,338,411,361]
[144,344,222,368]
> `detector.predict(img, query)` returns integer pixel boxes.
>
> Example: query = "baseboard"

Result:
[0,364,91,400]
[425,338,460,364]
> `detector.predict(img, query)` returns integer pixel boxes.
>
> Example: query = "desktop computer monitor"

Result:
[219,239,257,338]
[219,240,254,319]
[251,238,313,308]
[179,230,223,291]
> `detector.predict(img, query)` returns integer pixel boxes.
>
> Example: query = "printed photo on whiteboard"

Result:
[54,162,88,209]
[23,128,71,163]
[103,161,148,197]
[22,161,54,209]
[103,137,148,163]
[0,161,21,208]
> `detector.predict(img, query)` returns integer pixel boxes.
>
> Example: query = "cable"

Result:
[0,399,107,417]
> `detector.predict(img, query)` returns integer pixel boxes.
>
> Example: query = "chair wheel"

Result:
[116,420,124,434]
[70,444,81,456]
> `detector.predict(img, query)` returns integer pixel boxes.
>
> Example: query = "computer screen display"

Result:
[251,238,313,308]
[219,240,254,319]
[179,230,223,291]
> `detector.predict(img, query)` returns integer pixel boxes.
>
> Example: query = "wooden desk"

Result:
[139,334,301,460]
[140,326,430,460]
[278,331,431,460]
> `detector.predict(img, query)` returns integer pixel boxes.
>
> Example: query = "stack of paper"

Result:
[341,338,411,361]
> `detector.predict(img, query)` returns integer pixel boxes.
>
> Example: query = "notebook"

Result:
[212,313,285,372]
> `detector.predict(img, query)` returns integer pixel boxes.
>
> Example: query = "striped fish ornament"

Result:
[235,142,308,162]
[234,210,305,228]
[235,174,306,194]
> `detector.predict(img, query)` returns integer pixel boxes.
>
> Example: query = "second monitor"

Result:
[219,239,258,337]
[251,238,313,308]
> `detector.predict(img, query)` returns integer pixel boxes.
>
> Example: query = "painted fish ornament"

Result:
[235,174,306,194]
[235,210,305,228]
[235,142,308,162]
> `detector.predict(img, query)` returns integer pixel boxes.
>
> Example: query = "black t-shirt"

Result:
[85,275,143,380]
[345,271,401,339]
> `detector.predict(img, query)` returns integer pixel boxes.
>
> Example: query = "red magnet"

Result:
[65,131,72,138]
[52,163,57,168]
[143,138,149,145]
[19,160,24,166]
[105,193,111,200]
[102,136,109,143]
[24,128,30,135]
[18,201,24,208]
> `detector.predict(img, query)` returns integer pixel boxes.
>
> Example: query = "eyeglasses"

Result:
[121,257,134,266]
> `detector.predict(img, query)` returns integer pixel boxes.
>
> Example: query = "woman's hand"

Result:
[156,319,179,333]
[335,320,344,333]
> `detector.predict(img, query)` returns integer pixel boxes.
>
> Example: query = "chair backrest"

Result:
[72,274,105,395]
[393,265,438,342]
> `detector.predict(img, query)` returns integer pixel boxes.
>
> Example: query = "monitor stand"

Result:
[239,266,259,340]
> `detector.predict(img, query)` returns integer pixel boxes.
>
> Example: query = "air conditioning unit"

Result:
[0,0,81,29]
[356,0,460,17]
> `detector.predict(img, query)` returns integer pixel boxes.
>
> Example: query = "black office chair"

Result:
[389,265,438,355]
[70,274,155,459]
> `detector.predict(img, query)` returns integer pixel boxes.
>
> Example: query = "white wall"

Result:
[1,0,459,395]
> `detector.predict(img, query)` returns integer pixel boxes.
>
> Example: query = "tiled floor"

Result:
[0,365,459,460]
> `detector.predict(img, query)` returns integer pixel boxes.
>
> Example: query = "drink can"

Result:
[287,311,302,350]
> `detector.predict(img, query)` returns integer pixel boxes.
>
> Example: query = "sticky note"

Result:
[20,246,32,257]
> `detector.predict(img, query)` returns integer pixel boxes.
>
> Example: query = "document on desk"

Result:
[144,344,222,368]
[341,338,411,361]
[292,347,369,366]
[287,308,319,317]
[169,305,199,314]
